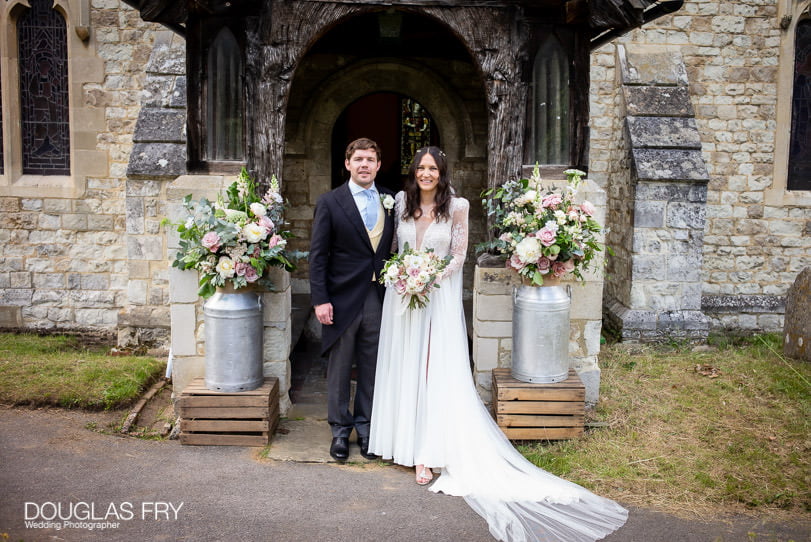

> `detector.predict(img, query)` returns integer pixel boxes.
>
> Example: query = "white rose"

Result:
[242,222,266,243]
[515,237,542,265]
[381,194,395,210]
[249,202,267,217]
[216,257,236,278]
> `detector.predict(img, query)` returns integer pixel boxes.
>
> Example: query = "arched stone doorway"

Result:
[280,10,488,406]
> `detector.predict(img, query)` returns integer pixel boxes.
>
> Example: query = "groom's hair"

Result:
[345,138,382,162]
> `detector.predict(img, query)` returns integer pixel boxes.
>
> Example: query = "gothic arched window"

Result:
[18,0,70,175]
[531,35,570,165]
[206,27,244,162]
[789,18,811,190]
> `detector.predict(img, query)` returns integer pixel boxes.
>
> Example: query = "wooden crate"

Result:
[177,377,279,446]
[492,368,584,440]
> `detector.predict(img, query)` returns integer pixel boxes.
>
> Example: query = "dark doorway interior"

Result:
[331,92,440,193]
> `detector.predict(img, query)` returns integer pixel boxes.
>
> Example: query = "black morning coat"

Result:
[308,182,396,355]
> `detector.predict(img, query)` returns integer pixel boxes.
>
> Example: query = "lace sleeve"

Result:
[443,197,469,279]
[392,191,406,253]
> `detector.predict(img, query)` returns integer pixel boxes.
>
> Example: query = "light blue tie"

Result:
[363,189,378,230]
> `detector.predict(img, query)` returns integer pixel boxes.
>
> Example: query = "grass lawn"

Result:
[0,333,165,410]
[519,333,811,519]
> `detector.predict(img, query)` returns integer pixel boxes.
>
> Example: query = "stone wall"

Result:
[0,2,162,337]
[591,0,811,334]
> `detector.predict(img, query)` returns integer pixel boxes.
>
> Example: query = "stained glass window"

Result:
[18,0,70,175]
[789,19,811,191]
[531,35,570,165]
[206,27,244,161]
[400,98,432,174]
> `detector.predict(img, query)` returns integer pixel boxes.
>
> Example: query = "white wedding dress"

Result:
[369,192,628,542]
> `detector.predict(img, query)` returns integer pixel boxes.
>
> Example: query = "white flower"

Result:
[515,237,542,264]
[381,194,395,210]
[216,256,236,278]
[249,202,267,217]
[554,210,567,225]
[242,222,267,243]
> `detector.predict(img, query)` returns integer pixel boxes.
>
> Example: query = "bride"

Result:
[369,146,628,542]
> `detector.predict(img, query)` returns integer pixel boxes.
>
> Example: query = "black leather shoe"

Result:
[357,436,378,460]
[330,437,349,462]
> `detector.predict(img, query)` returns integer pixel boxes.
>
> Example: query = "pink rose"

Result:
[235,262,251,276]
[537,227,557,247]
[259,216,274,233]
[201,231,221,252]
[395,280,407,295]
[508,253,524,270]
[244,266,259,283]
[552,261,567,277]
[541,194,562,209]
[563,259,575,273]
[268,234,282,248]
[537,256,551,274]
[580,200,596,216]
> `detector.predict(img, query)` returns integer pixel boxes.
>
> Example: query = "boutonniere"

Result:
[381,194,395,215]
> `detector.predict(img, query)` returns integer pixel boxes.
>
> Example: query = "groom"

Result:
[309,138,395,462]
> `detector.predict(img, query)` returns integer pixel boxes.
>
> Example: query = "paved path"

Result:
[1,407,809,542]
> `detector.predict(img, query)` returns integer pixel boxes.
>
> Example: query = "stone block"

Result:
[128,236,164,260]
[10,272,31,288]
[626,117,702,149]
[783,267,811,361]
[263,324,291,362]
[75,308,118,326]
[633,200,665,228]
[264,267,291,292]
[619,44,688,86]
[126,197,145,234]
[133,108,186,142]
[473,320,512,338]
[87,214,115,231]
[576,366,601,406]
[473,337,499,371]
[623,85,694,117]
[62,214,88,231]
[169,267,200,303]
[263,290,291,323]
[569,281,604,320]
[0,306,22,327]
[33,273,65,288]
[171,356,205,401]
[632,149,710,182]
[170,76,187,107]
[473,264,519,296]
[667,202,706,229]
[81,274,110,290]
[127,143,186,177]
[171,303,198,356]
[128,279,148,305]
[475,294,513,321]
[126,179,163,198]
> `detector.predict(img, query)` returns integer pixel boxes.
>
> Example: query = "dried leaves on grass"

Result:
[519,334,811,520]
[0,333,166,410]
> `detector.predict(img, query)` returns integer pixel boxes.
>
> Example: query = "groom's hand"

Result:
[315,303,334,325]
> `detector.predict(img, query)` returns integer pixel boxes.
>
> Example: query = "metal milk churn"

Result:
[511,283,570,383]
[203,286,264,392]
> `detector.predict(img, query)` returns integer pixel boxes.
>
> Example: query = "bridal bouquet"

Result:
[478,166,605,286]
[380,243,452,310]
[168,167,297,298]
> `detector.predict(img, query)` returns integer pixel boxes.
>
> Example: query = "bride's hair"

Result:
[402,146,452,222]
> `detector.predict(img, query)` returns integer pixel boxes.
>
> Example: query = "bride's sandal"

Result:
[416,465,433,486]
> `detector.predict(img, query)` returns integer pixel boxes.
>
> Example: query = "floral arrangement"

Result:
[169,167,297,298]
[478,166,605,286]
[380,243,451,310]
